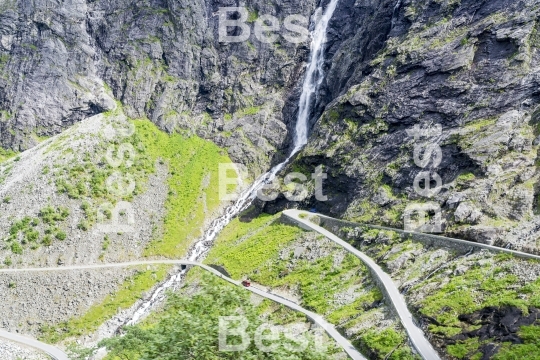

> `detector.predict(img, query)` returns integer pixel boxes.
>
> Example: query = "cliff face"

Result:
[3,0,540,249]
[0,0,316,174]
[289,0,540,253]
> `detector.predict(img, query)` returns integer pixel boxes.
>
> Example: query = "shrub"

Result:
[11,242,22,254]
[39,206,56,224]
[102,235,110,251]
[42,235,52,246]
[25,230,39,243]
[59,207,70,219]
[77,221,89,231]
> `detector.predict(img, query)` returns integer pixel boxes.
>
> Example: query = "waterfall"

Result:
[294,0,339,151]
[124,0,339,326]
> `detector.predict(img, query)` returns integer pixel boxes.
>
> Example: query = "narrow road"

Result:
[283,209,442,360]
[0,260,365,360]
[314,212,540,261]
[0,329,69,360]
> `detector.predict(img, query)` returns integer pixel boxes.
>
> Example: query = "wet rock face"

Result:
[454,306,540,359]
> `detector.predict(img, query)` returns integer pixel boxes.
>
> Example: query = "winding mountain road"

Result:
[283,209,442,360]
[0,260,365,360]
[313,212,540,261]
[0,329,69,360]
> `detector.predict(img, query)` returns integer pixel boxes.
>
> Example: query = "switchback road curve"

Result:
[0,260,365,360]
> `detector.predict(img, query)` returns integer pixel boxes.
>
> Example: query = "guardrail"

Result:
[283,210,442,360]
[313,213,540,261]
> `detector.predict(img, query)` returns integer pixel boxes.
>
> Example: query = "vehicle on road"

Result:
[241,280,251,287]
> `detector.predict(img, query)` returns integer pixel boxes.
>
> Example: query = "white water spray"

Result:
[125,0,340,326]
[294,0,339,151]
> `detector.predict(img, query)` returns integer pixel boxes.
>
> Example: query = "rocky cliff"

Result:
[0,0,317,175]
[287,0,540,254]
[6,0,540,254]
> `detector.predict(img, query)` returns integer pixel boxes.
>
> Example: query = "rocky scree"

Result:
[0,338,48,360]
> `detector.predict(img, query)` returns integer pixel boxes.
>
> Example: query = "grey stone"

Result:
[454,202,482,225]
[463,226,503,246]
[372,186,392,206]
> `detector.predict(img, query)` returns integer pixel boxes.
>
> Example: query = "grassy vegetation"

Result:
[205,214,418,359]
[413,254,540,359]
[455,117,499,151]
[336,225,540,359]
[494,325,540,359]
[204,214,302,278]
[51,107,234,257]
[40,265,170,343]
[447,338,481,359]
[358,328,411,359]
[4,206,70,253]
[462,117,497,133]
[87,271,334,360]
[235,106,261,118]
[0,147,17,163]
[419,266,540,328]
[456,172,477,190]
[456,172,476,183]
[134,120,234,258]
[350,200,379,223]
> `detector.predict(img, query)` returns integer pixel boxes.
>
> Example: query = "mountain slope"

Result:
[0,102,238,339]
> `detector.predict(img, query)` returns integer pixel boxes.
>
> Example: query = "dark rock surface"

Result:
[0,0,318,175]
[286,0,540,253]
[454,306,540,359]
[457,306,539,343]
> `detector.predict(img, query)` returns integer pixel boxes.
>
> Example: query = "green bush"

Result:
[42,235,52,246]
[25,230,39,243]
[99,273,330,360]
[11,242,22,254]
[77,221,89,231]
